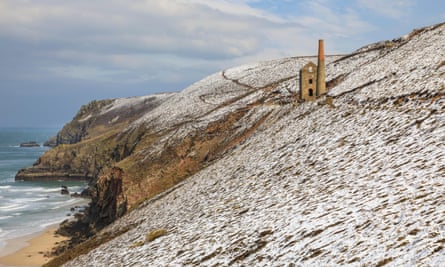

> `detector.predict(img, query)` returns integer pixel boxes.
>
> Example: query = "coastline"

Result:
[0,225,67,267]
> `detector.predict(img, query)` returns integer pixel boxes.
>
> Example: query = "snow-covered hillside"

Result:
[62,23,445,266]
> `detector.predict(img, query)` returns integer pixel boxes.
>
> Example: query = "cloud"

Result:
[356,0,414,19]
[296,0,374,38]
[0,0,376,90]
[0,1,282,85]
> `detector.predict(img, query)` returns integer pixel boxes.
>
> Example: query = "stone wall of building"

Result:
[299,61,317,101]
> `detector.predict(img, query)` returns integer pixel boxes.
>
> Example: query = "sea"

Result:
[0,128,88,251]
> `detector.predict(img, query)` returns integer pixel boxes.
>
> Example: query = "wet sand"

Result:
[0,226,67,267]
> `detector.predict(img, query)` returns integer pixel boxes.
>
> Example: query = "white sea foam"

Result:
[9,187,58,193]
[22,197,49,202]
[7,197,46,205]
[40,218,69,229]
[49,204,67,210]
[49,198,82,210]
[0,204,23,211]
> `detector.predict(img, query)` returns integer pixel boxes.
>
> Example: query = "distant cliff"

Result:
[34,22,445,266]
[15,95,172,182]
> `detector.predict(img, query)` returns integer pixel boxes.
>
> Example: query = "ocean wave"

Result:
[0,204,24,211]
[0,227,43,245]
[48,199,77,210]
[49,198,89,211]
[22,197,49,202]
[5,196,49,205]
[9,187,59,193]
[40,218,69,229]
[0,185,12,189]
[0,215,13,220]
[0,203,29,212]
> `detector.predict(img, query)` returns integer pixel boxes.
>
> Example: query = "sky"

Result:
[0,0,444,128]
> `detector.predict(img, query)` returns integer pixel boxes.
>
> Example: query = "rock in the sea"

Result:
[70,192,81,198]
[20,141,40,147]
[70,188,93,198]
[80,187,93,198]
[61,185,69,195]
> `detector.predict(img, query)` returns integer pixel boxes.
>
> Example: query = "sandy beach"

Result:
[0,226,67,267]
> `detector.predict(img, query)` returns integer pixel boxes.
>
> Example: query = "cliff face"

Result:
[40,22,445,266]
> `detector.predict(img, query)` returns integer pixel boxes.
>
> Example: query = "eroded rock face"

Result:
[89,167,127,228]
[56,100,114,145]
[54,168,127,249]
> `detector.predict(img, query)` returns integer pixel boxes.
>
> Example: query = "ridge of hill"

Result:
[38,22,445,266]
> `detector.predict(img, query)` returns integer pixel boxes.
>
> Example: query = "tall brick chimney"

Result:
[316,39,326,96]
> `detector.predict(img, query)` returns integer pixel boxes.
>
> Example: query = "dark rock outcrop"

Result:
[61,185,69,195]
[43,136,57,147]
[49,168,127,259]
[88,167,127,228]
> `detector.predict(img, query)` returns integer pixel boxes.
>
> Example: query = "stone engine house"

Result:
[300,40,326,101]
